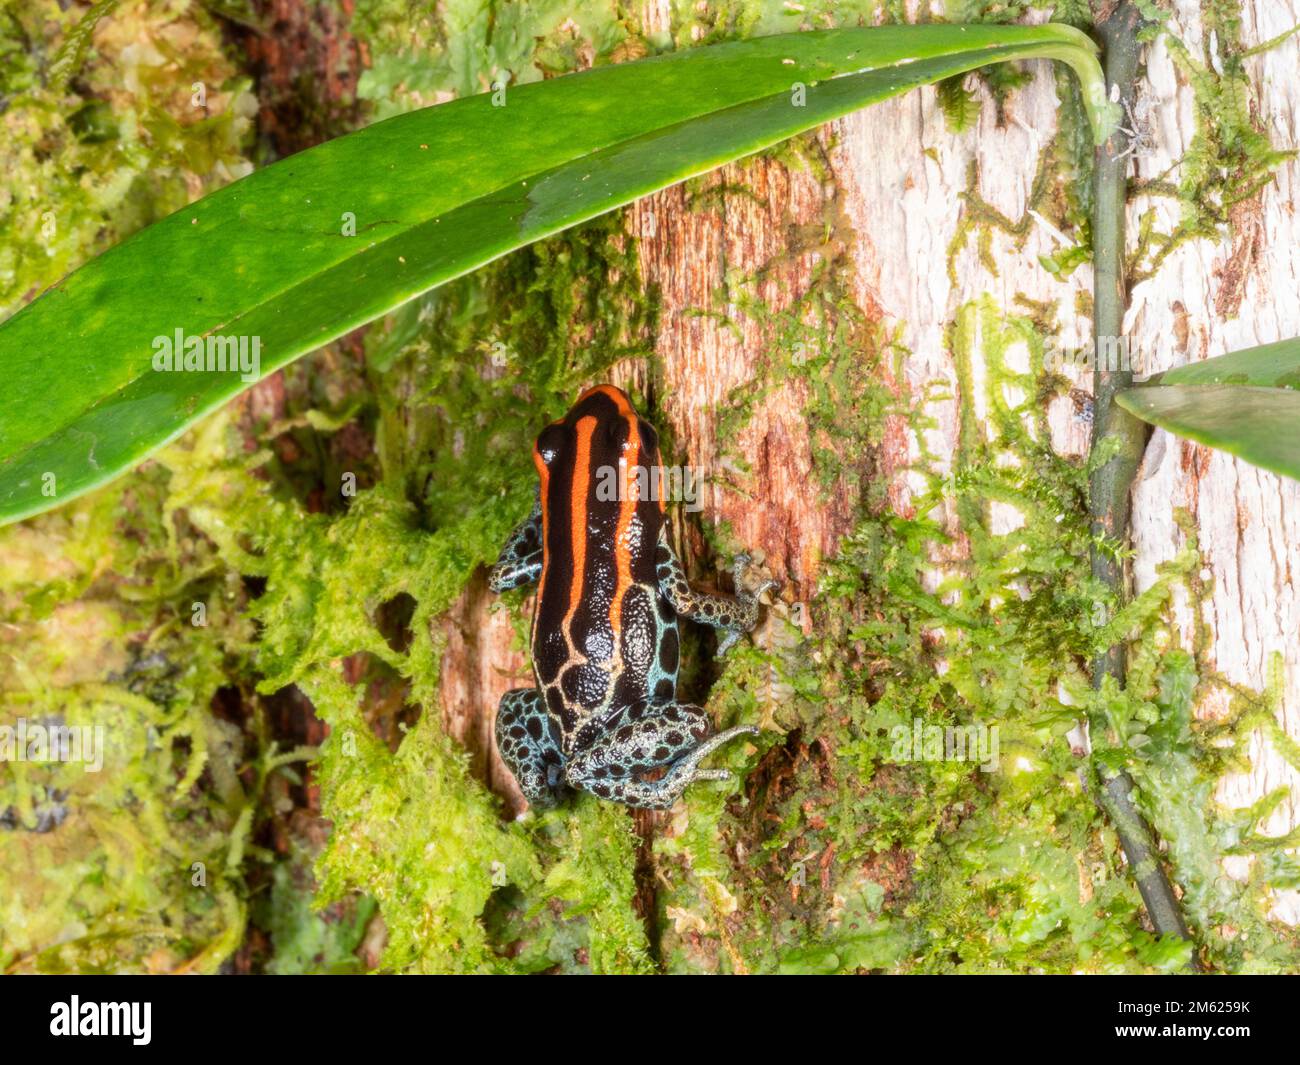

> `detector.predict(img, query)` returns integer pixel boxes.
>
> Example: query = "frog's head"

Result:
[533,384,662,497]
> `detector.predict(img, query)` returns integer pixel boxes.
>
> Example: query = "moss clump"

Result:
[0,0,259,975]
[0,447,259,973]
[0,0,255,319]
[1127,3,1294,289]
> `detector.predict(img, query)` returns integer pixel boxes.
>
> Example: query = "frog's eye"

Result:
[535,424,567,467]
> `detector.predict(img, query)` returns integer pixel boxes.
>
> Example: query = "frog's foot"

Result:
[488,494,543,593]
[565,705,758,810]
[716,555,780,655]
[690,768,732,782]
[639,724,760,807]
[657,534,779,654]
[733,553,781,607]
[495,687,568,810]
[665,724,759,783]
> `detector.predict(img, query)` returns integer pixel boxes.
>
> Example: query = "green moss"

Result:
[0,0,255,318]
[0,458,260,972]
[352,0,637,116]
[1127,3,1295,288]
[531,800,656,973]
[256,836,377,975]
[301,667,538,973]
[0,0,260,974]
[946,123,1093,284]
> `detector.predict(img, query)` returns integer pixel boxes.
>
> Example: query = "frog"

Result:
[488,383,776,810]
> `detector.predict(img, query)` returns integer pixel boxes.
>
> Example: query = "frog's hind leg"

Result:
[565,701,758,810]
[488,496,543,592]
[495,688,567,809]
[655,533,778,654]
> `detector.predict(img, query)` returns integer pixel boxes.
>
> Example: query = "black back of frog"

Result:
[531,384,668,739]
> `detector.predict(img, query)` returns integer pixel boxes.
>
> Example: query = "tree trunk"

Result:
[438,0,1300,931]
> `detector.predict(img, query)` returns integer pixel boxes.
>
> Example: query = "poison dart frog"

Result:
[489,384,776,810]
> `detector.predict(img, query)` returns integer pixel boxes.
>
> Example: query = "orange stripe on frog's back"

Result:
[561,414,597,639]
[606,392,641,641]
[574,384,642,641]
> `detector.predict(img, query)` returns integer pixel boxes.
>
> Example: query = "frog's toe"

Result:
[691,768,732,783]
[681,723,758,765]
[668,725,759,790]
[739,576,780,607]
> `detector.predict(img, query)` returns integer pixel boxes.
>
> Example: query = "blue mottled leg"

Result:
[565,700,758,810]
[488,496,543,592]
[654,532,777,654]
[495,688,567,809]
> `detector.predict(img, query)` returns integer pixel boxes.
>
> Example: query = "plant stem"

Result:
[1089,2,1197,956]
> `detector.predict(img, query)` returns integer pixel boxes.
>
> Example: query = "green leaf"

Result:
[1154,335,1300,390]
[1117,337,1300,480]
[0,24,1114,526]
[1116,385,1300,481]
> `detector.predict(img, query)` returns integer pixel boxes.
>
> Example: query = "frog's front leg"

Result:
[565,701,758,810]
[655,532,778,654]
[495,688,568,809]
[488,496,543,592]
